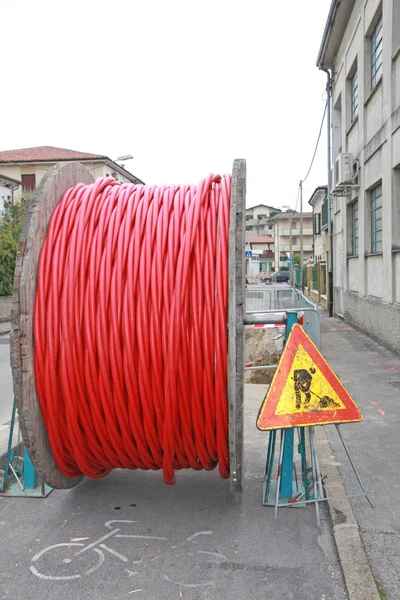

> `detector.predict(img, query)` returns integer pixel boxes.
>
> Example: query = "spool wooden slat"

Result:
[228,159,246,492]
[10,162,94,489]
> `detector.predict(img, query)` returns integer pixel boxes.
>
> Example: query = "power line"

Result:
[301,103,327,184]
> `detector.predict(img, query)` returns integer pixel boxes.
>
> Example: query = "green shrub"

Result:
[0,197,29,296]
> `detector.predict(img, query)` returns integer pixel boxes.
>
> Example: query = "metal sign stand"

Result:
[0,400,52,497]
[262,312,314,514]
[251,309,373,526]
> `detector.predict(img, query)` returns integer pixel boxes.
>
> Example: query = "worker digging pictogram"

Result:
[293,366,340,411]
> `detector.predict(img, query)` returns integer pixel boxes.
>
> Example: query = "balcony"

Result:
[280,244,313,252]
[279,229,313,237]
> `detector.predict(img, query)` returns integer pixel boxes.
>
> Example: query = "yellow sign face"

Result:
[256,324,363,430]
[275,343,346,415]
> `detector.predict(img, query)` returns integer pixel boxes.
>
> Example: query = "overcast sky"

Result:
[2,0,331,210]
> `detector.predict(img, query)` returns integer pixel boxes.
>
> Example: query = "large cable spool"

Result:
[10,159,245,492]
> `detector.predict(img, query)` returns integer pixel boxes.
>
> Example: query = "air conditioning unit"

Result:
[334,153,352,187]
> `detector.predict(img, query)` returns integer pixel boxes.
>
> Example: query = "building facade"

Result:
[269,212,314,270]
[245,204,281,236]
[308,186,328,263]
[0,174,21,212]
[318,0,400,352]
[0,146,143,201]
[245,234,274,274]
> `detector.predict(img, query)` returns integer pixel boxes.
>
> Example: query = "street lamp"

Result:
[115,155,134,162]
[282,205,293,285]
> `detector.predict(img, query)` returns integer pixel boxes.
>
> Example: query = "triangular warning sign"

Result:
[257,324,363,431]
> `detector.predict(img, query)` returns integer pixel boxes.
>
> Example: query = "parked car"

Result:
[271,271,290,283]
[260,273,272,284]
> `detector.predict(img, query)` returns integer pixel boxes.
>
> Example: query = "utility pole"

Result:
[289,211,293,285]
[282,205,293,285]
[300,181,304,291]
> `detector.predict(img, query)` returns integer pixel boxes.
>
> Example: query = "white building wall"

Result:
[0,185,12,213]
[328,0,400,353]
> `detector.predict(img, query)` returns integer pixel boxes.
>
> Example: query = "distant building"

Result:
[268,212,313,270]
[0,146,144,201]
[308,186,328,263]
[245,234,274,274]
[317,0,400,352]
[245,204,281,236]
[0,174,21,212]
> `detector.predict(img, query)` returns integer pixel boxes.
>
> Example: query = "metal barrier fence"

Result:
[274,287,321,348]
[312,265,318,292]
[245,286,274,312]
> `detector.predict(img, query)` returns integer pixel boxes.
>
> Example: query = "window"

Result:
[21,174,36,191]
[351,70,358,121]
[371,184,382,253]
[351,201,358,255]
[371,16,383,88]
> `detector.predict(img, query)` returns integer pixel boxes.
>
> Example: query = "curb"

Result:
[316,426,380,600]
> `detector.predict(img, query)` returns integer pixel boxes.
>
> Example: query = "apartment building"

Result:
[308,186,328,263]
[269,212,314,270]
[245,204,281,236]
[0,146,143,201]
[317,0,400,352]
[245,234,274,274]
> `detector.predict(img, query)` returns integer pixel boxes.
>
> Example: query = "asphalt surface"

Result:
[0,383,347,600]
[319,314,400,600]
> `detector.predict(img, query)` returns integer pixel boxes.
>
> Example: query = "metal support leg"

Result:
[274,430,285,521]
[299,427,310,501]
[309,428,321,528]
[335,425,374,508]
[264,430,276,502]
[280,429,294,499]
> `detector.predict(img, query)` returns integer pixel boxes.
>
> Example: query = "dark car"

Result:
[260,273,272,284]
[271,271,290,283]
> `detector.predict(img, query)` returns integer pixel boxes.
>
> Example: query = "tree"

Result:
[0,197,29,296]
[294,253,300,265]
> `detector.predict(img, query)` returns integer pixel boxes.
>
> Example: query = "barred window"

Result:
[371,184,382,253]
[351,70,358,121]
[371,16,383,88]
[351,201,358,255]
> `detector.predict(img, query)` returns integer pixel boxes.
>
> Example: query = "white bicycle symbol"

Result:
[30,520,230,588]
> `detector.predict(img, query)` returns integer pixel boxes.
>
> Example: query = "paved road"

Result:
[0,384,347,600]
[0,336,13,456]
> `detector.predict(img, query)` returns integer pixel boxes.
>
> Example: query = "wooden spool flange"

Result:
[10,160,246,491]
[11,162,94,489]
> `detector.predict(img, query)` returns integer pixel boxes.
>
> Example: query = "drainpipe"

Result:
[318,66,333,317]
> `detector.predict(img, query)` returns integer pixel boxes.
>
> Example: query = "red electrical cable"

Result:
[33,174,231,485]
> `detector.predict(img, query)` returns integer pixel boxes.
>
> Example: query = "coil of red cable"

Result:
[33,174,231,484]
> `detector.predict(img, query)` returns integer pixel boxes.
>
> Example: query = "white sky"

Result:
[2,0,331,210]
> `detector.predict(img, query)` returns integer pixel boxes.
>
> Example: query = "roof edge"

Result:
[316,0,356,68]
[0,173,22,186]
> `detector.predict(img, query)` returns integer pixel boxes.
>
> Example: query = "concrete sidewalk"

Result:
[319,313,400,600]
